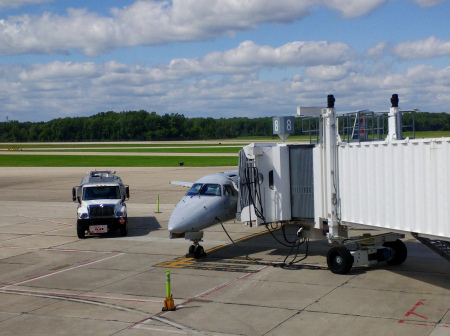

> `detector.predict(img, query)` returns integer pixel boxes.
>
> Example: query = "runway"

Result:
[0,167,448,335]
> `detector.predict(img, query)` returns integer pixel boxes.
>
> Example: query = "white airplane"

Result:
[168,170,239,258]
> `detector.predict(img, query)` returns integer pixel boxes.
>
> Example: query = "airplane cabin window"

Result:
[186,183,203,196]
[223,185,234,196]
[200,184,221,196]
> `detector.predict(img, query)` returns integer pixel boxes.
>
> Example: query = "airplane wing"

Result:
[170,181,194,188]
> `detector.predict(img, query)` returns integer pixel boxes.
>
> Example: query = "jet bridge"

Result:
[237,94,450,273]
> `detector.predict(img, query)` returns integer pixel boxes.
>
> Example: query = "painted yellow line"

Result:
[205,227,278,254]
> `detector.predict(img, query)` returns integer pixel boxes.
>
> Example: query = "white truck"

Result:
[72,170,130,238]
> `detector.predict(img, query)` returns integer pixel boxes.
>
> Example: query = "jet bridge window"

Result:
[200,184,221,196]
[186,183,203,196]
[223,184,234,196]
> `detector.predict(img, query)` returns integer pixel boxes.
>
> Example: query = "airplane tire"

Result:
[327,246,354,274]
[194,246,206,259]
[383,239,407,265]
[188,245,195,255]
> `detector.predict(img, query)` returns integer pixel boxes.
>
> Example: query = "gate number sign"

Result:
[273,116,295,135]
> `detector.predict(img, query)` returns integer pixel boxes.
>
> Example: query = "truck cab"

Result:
[72,170,130,238]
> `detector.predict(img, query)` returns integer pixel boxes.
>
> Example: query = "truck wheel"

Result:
[120,223,128,237]
[77,226,86,239]
[327,246,354,274]
[76,220,86,239]
[383,239,407,265]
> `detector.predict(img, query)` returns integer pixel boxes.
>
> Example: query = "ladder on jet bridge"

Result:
[411,233,450,263]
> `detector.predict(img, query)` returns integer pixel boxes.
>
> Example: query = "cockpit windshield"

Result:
[200,184,221,196]
[83,186,120,200]
[186,183,203,196]
[185,183,222,196]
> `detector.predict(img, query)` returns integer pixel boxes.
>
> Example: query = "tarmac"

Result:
[0,167,449,336]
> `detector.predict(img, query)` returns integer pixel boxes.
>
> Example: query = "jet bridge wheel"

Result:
[327,246,354,274]
[383,239,407,265]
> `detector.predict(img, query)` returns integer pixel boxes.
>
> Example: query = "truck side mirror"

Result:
[126,186,130,199]
[72,187,76,202]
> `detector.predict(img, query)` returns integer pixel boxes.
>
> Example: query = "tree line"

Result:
[0,110,449,142]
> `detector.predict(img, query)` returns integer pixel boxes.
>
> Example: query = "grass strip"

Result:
[0,142,250,150]
[0,155,238,167]
[23,147,242,153]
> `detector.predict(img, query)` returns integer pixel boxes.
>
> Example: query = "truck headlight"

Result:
[116,211,124,217]
[78,213,89,219]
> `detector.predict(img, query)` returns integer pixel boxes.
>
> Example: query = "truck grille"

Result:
[89,205,115,218]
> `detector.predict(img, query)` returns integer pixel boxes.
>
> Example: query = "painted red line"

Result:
[398,299,449,328]
[404,300,428,320]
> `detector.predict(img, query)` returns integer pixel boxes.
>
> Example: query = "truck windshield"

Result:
[83,186,120,200]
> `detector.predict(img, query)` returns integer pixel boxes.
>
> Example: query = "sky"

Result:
[0,0,449,122]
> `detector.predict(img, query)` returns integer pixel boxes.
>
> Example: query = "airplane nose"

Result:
[168,197,215,233]
[168,213,197,233]
[168,211,186,232]
[168,199,199,233]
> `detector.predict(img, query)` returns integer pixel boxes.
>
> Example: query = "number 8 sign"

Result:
[273,117,295,135]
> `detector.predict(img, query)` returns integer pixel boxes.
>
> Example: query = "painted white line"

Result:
[18,215,73,227]
[0,252,124,289]
[1,288,161,303]
[0,245,118,254]
[132,325,191,334]
[0,289,146,315]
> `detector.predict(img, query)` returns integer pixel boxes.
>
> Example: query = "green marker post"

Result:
[166,269,171,298]
[156,194,161,213]
[162,269,175,311]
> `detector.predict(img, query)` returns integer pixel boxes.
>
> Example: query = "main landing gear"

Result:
[187,240,207,259]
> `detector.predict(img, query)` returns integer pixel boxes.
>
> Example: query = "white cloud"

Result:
[0,0,52,9]
[196,40,353,73]
[393,36,450,60]
[305,62,361,81]
[0,0,314,56]
[366,42,388,59]
[0,0,446,57]
[1,42,448,122]
[321,0,385,18]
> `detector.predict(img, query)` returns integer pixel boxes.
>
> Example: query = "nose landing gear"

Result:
[185,232,207,259]
[187,240,207,259]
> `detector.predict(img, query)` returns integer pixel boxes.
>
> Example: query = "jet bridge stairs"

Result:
[412,233,450,263]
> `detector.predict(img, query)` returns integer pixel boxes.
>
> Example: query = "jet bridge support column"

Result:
[321,95,342,242]
[387,94,401,141]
